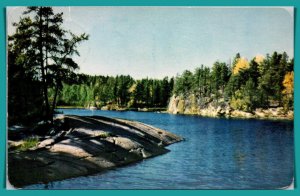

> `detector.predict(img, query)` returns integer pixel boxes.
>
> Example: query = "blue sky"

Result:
[7,7,294,79]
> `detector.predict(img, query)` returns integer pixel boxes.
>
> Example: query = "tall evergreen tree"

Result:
[9,6,88,123]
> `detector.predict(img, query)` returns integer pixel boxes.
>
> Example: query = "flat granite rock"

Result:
[8,115,183,188]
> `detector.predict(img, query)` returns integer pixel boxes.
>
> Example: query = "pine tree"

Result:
[9,6,88,122]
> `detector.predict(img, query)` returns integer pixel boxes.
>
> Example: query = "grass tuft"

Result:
[16,137,39,151]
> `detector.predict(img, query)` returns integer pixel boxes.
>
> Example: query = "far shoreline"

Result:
[56,106,293,122]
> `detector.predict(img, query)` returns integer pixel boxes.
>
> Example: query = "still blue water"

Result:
[26,109,294,189]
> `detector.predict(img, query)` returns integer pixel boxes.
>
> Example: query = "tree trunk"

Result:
[51,83,59,124]
[39,8,50,122]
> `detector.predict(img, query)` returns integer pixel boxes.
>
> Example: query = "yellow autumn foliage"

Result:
[233,57,249,75]
[128,83,137,93]
[254,54,264,65]
[282,71,294,95]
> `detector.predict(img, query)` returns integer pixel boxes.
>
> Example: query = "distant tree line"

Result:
[173,52,294,112]
[55,74,174,109]
[56,51,294,114]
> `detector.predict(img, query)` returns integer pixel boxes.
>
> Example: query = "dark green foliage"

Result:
[211,61,230,100]
[224,75,240,101]
[174,70,194,97]
[8,6,88,125]
[57,74,174,109]
[257,52,292,107]
[173,52,294,112]
[8,47,44,125]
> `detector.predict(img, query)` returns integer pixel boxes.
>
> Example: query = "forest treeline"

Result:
[55,51,294,115]
[54,75,174,109]
[173,52,294,112]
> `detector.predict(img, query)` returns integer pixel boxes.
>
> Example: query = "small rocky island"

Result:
[8,115,183,188]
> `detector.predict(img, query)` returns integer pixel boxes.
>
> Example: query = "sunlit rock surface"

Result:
[168,95,293,120]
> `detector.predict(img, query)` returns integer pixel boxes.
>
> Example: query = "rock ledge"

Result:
[8,115,183,188]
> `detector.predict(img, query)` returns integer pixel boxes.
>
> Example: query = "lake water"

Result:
[25,109,294,189]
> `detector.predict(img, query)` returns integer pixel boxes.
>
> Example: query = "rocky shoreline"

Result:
[167,95,293,120]
[8,115,183,188]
